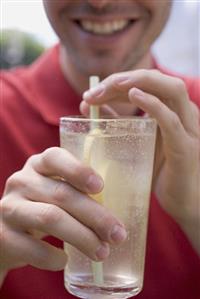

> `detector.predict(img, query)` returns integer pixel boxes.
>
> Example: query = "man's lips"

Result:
[73,18,138,36]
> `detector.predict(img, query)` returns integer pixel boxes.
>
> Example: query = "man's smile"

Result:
[75,19,137,36]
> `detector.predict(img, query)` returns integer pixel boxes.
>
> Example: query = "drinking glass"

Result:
[60,116,157,299]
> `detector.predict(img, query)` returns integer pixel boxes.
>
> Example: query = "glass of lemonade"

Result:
[60,116,157,299]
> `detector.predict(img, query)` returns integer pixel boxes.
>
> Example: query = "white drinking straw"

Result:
[89,76,100,120]
[89,76,104,285]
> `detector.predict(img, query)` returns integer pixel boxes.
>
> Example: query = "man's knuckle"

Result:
[1,199,21,224]
[134,69,152,85]
[174,78,186,94]
[26,154,41,166]
[5,171,26,191]
[42,147,60,165]
[37,204,61,226]
[138,69,149,79]
[53,182,69,203]
[108,73,117,83]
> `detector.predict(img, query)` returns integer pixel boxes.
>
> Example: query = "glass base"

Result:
[65,281,141,299]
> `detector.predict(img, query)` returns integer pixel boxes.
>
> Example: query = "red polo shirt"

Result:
[0,45,200,299]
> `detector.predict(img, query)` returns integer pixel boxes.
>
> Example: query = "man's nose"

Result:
[87,0,112,9]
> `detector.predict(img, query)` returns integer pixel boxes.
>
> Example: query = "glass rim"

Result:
[60,115,156,123]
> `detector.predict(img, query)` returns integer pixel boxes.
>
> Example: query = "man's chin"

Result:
[78,54,141,78]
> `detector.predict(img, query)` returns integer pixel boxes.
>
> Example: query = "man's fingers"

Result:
[13,173,126,245]
[122,70,193,132]
[83,70,194,133]
[129,88,188,157]
[83,73,126,104]
[3,199,110,261]
[1,223,67,271]
[25,147,104,194]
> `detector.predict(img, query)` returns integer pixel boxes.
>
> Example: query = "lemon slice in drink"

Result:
[83,128,105,204]
[83,128,130,213]
[83,130,136,223]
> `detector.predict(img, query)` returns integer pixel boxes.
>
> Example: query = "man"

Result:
[0,1,200,298]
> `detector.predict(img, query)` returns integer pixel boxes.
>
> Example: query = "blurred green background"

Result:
[0,29,45,69]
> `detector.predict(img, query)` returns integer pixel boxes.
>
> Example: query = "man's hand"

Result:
[0,147,127,282]
[82,69,200,254]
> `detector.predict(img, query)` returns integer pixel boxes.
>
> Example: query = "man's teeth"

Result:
[80,20,130,35]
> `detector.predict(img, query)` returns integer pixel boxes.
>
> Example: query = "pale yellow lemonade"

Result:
[60,118,157,299]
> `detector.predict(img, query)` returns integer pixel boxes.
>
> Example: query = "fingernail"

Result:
[83,84,105,100]
[95,243,110,260]
[131,88,145,100]
[110,224,127,243]
[79,101,89,114]
[83,91,91,100]
[86,174,104,193]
